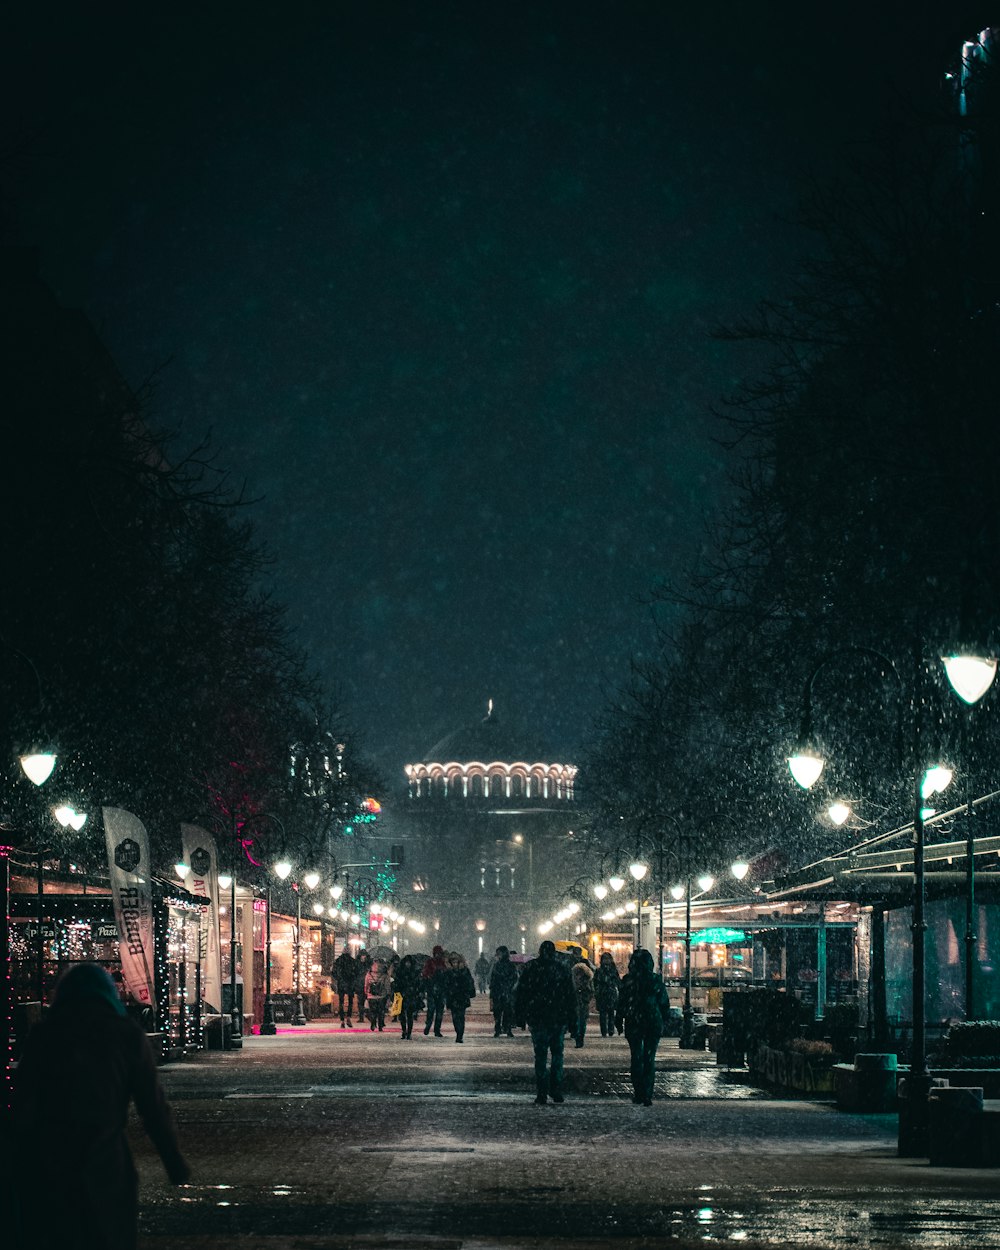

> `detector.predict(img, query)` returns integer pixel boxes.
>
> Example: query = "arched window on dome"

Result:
[490,773,503,799]
[510,773,523,799]
[470,773,483,798]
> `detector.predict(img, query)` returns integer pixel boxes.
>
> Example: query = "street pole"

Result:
[965,794,976,1020]
[36,844,44,1005]
[228,867,242,1049]
[293,885,307,1026]
[260,882,277,1034]
[1,844,12,1113]
[658,882,664,982]
[899,772,931,1156]
[681,876,694,1049]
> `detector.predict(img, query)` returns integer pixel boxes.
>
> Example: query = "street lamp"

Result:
[786,645,996,1156]
[277,863,314,1027]
[941,656,996,1022]
[2,743,57,1106]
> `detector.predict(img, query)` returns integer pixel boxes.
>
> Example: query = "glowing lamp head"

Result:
[312,902,324,915]
[827,802,851,827]
[608,875,626,892]
[20,752,57,787]
[943,655,998,705]
[218,873,233,891]
[788,751,824,790]
[330,883,344,900]
[921,766,953,799]
[731,860,750,881]
[696,874,715,893]
[303,871,321,890]
[670,883,685,901]
[629,861,648,881]
[274,861,292,881]
[174,862,191,880]
[593,883,609,900]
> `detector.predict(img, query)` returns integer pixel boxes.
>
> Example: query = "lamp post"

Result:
[2,747,57,1108]
[261,860,295,1036]
[512,833,533,900]
[787,646,996,1155]
[216,863,242,1050]
[286,869,320,1027]
[943,655,998,1022]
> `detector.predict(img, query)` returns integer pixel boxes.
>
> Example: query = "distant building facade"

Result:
[400,703,580,957]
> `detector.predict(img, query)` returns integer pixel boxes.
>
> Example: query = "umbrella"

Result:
[369,946,396,963]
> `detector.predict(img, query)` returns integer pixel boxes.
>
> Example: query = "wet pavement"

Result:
[133,1004,1000,1248]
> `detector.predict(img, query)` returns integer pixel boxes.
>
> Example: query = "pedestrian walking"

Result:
[12,962,190,1250]
[488,945,518,1037]
[331,947,358,1027]
[354,948,372,1025]
[569,947,594,1048]
[474,951,491,994]
[593,950,622,1037]
[615,948,671,1106]
[513,939,577,1105]
[421,944,449,1036]
[444,951,476,1042]
[391,953,424,1039]
[364,959,392,1031]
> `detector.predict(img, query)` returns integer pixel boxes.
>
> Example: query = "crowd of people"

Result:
[327,940,674,1106]
[8,943,673,1244]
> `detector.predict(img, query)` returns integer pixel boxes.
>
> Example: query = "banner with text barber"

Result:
[102,806,155,1008]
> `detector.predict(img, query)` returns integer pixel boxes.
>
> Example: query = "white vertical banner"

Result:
[180,823,223,1013]
[102,806,156,1008]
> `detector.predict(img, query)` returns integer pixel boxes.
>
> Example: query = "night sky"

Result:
[3,3,922,783]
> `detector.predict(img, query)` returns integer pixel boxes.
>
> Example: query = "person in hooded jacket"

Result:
[353,948,372,1024]
[615,947,671,1105]
[592,950,622,1037]
[364,959,392,1031]
[391,953,424,1039]
[12,962,190,1250]
[488,945,518,1037]
[421,944,449,1037]
[443,951,476,1042]
[513,939,577,1104]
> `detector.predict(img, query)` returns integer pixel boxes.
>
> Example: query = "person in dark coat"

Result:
[364,959,392,1031]
[444,951,476,1042]
[354,948,372,1025]
[569,949,594,1048]
[593,950,622,1037]
[474,951,491,994]
[489,945,518,1037]
[12,962,190,1250]
[391,953,424,1039]
[421,944,449,1037]
[513,939,577,1104]
[332,948,358,1027]
[615,947,671,1105]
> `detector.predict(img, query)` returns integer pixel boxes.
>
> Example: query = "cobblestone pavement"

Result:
[132,1004,1000,1249]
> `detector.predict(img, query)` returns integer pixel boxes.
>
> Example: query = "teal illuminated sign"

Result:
[689,927,747,945]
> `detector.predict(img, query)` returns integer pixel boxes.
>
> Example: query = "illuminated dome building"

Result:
[401,702,580,956]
